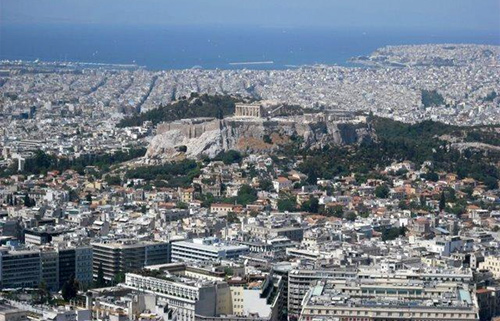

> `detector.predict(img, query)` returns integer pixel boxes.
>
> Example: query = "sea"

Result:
[1,24,499,70]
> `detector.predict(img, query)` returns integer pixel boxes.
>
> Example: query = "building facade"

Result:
[479,255,500,279]
[92,241,170,281]
[299,279,479,321]
[170,239,249,263]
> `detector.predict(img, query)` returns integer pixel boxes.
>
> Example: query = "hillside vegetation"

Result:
[117,94,241,128]
[294,117,500,189]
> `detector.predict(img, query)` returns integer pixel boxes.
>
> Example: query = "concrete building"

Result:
[228,274,282,320]
[0,248,40,289]
[124,272,227,321]
[42,307,91,321]
[0,245,92,291]
[0,304,27,321]
[92,240,170,281]
[124,269,283,321]
[24,227,70,246]
[40,249,59,291]
[58,248,76,289]
[299,279,479,321]
[287,268,358,317]
[74,246,93,288]
[272,177,292,193]
[247,226,304,242]
[476,287,500,321]
[479,255,500,279]
[287,267,474,318]
[170,238,249,263]
[210,203,237,214]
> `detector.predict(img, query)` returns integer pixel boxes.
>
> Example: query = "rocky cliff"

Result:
[146,115,372,161]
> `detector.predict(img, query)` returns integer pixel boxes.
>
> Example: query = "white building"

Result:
[479,255,500,279]
[171,238,249,263]
[124,273,229,321]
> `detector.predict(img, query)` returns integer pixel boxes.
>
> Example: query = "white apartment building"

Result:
[124,273,229,321]
[171,238,249,263]
[479,255,500,279]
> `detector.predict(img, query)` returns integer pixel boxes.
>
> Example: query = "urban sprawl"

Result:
[0,44,498,321]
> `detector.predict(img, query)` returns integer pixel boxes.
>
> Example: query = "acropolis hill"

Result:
[145,103,373,161]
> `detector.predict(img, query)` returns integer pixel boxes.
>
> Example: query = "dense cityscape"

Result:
[0,42,499,321]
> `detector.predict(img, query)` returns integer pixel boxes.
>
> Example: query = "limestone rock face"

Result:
[146,116,372,161]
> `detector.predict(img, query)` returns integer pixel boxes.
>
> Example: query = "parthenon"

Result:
[234,103,263,118]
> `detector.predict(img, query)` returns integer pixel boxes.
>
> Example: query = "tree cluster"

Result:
[125,159,200,187]
[117,94,240,128]
[1,148,146,177]
[421,89,445,107]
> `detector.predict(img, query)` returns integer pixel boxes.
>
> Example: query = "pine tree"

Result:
[38,280,51,304]
[95,262,106,288]
[439,191,446,212]
[24,194,35,207]
[61,274,78,301]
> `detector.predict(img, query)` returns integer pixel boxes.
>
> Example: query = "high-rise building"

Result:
[92,240,170,281]
[58,247,76,289]
[56,245,93,289]
[0,248,41,289]
[75,246,93,287]
[0,245,93,291]
[40,248,59,291]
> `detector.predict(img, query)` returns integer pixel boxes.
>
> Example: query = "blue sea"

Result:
[1,24,499,70]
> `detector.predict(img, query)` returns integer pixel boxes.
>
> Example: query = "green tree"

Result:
[399,225,407,237]
[218,150,242,165]
[24,194,35,207]
[325,205,344,218]
[176,201,188,209]
[68,189,79,202]
[421,89,445,107]
[114,272,126,284]
[224,266,234,276]
[237,185,258,206]
[259,179,273,192]
[117,94,239,128]
[278,195,296,212]
[95,263,106,288]
[227,212,239,224]
[345,212,357,221]
[300,198,319,213]
[375,184,390,198]
[38,280,51,304]
[200,193,216,208]
[439,191,446,212]
[381,227,403,241]
[105,175,122,186]
[423,172,439,182]
[61,274,79,301]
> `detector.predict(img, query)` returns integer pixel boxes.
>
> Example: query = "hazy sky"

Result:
[1,0,500,32]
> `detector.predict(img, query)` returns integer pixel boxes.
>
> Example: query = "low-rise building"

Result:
[171,238,249,263]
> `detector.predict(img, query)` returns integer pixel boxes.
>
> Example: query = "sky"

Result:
[1,0,500,32]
